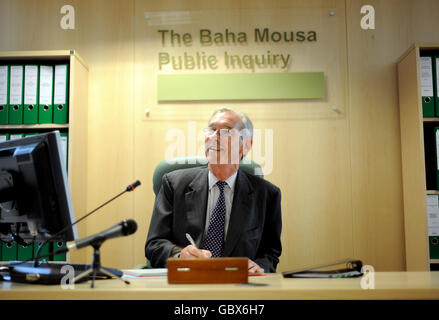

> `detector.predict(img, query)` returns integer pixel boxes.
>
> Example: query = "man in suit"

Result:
[145,108,282,273]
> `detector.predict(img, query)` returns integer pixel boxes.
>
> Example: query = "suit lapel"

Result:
[184,168,208,247]
[223,170,254,256]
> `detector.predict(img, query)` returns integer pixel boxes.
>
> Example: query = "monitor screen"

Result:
[0,131,78,243]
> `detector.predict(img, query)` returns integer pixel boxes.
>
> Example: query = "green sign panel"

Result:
[157,72,324,101]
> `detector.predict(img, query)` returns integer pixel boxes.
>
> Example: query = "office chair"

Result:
[134,156,263,269]
[152,155,264,196]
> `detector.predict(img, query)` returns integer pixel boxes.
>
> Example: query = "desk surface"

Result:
[1,272,439,300]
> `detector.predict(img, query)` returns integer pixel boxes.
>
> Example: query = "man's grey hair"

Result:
[208,108,253,140]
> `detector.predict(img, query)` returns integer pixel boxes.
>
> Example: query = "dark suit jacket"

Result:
[145,166,282,272]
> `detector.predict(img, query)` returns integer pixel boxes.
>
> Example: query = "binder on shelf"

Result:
[8,65,24,124]
[9,133,23,140]
[53,64,69,124]
[0,65,9,124]
[23,65,39,124]
[0,133,9,142]
[424,123,437,190]
[60,132,68,170]
[17,243,34,261]
[435,127,439,190]
[52,241,67,261]
[426,194,439,259]
[23,132,39,137]
[420,56,435,117]
[38,65,54,124]
[1,242,17,261]
[435,55,439,117]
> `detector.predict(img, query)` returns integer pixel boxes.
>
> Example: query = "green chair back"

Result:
[152,156,263,195]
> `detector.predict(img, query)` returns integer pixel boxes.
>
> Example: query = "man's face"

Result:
[204,111,243,165]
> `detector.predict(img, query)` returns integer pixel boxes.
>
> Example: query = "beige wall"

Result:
[1,0,439,271]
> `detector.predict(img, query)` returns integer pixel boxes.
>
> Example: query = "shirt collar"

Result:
[208,170,237,192]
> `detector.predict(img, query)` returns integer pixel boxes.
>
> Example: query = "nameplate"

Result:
[167,257,248,284]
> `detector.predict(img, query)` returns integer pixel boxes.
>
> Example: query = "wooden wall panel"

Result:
[0,0,136,268]
[77,0,135,268]
[346,0,409,271]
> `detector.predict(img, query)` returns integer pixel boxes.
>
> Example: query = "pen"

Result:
[185,233,197,248]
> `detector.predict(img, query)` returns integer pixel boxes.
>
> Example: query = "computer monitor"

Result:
[0,131,78,245]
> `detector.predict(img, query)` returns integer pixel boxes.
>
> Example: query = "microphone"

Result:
[32,181,141,264]
[64,219,138,252]
[126,180,141,192]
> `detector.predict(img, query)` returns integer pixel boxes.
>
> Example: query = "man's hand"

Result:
[179,245,212,258]
[248,259,264,274]
[179,247,264,273]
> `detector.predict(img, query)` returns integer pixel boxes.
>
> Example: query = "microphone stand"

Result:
[4,181,140,287]
[28,181,141,287]
[73,237,130,288]
[33,180,141,267]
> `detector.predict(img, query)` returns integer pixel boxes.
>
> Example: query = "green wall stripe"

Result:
[157,72,324,101]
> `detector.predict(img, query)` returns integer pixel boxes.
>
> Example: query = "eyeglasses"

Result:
[202,127,239,137]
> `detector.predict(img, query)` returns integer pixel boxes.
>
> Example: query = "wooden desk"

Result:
[1,272,439,300]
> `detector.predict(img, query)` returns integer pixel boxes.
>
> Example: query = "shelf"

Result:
[0,50,73,58]
[398,44,434,271]
[0,50,88,70]
[0,124,69,130]
[0,50,88,71]
[431,259,439,264]
[397,42,439,64]
[0,50,88,264]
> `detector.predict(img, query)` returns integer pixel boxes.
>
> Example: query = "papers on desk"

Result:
[122,268,266,279]
[122,268,168,279]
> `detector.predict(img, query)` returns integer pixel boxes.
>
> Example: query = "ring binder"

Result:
[282,259,364,278]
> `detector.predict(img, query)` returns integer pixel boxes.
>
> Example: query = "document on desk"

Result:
[122,269,168,279]
[282,259,363,278]
[122,268,266,279]
[283,270,363,278]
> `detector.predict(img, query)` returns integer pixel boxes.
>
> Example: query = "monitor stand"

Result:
[0,257,124,286]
